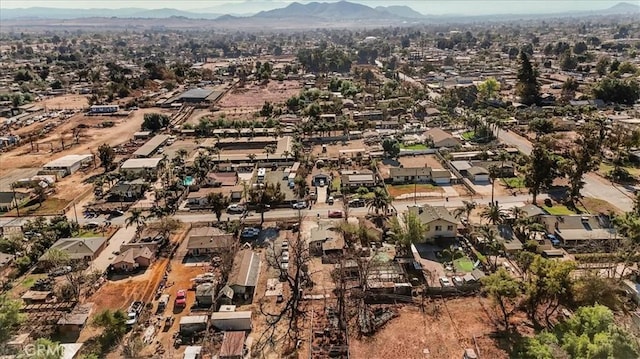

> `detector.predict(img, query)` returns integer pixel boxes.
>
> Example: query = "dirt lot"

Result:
[311,139,369,158]
[349,297,508,359]
[1,108,165,177]
[398,155,443,169]
[38,94,89,110]
[218,80,302,110]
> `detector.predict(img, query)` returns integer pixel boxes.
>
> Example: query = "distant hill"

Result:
[375,5,425,19]
[0,7,221,20]
[253,1,402,20]
[603,2,640,14]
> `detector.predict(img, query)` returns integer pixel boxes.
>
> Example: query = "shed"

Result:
[195,283,216,307]
[211,311,252,331]
[21,290,53,304]
[179,315,209,334]
[184,346,202,359]
[42,154,93,176]
[57,303,93,333]
[132,135,169,158]
[219,331,246,359]
[228,250,260,298]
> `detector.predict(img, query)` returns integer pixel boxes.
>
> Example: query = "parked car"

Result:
[126,312,138,326]
[348,199,365,208]
[281,251,290,263]
[327,196,334,205]
[48,265,72,277]
[328,210,344,218]
[439,277,453,287]
[85,221,100,229]
[318,179,325,187]
[241,227,260,239]
[281,240,289,250]
[174,290,187,307]
[227,204,246,214]
[292,201,307,209]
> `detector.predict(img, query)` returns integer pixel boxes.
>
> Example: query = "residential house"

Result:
[540,215,616,248]
[341,171,377,190]
[39,237,108,265]
[120,158,163,175]
[186,227,235,256]
[107,180,147,202]
[389,167,432,184]
[466,166,490,182]
[228,250,260,300]
[472,161,515,178]
[425,128,461,148]
[0,190,31,212]
[408,205,458,240]
[111,247,154,272]
[204,172,238,187]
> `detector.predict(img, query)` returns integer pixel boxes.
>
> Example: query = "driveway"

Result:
[316,185,328,204]
[87,225,137,274]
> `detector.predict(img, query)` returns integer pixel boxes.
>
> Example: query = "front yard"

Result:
[501,177,526,189]
[387,184,443,197]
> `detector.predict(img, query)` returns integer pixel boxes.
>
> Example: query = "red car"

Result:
[328,210,344,218]
[174,289,186,307]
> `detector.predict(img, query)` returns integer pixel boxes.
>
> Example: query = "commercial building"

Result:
[132,134,170,158]
[42,154,93,176]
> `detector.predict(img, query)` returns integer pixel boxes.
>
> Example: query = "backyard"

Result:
[453,257,474,273]
[400,143,429,150]
[501,177,526,189]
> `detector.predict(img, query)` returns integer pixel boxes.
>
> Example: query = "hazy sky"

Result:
[0,0,631,15]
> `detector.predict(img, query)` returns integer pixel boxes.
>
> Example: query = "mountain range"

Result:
[1,1,638,23]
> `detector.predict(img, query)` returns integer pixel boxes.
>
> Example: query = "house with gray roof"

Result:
[39,237,108,264]
[228,250,260,300]
[408,204,458,241]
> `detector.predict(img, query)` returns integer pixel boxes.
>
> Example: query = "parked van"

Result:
[158,294,170,313]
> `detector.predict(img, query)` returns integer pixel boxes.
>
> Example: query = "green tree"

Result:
[595,57,610,76]
[592,78,640,105]
[260,101,273,117]
[477,77,501,101]
[92,309,127,350]
[389,210,427,246]
[481,203,506,225]
[250,182,285,224]
[97,143,115,172]
[0,295,24,342]
[141,113,170,132]
[453,200,476,224]
[382,138,400,158]
[559,122,602,204]
[366,187,392,216]
[524,138,558,204]
[516,51,540,105]
[481,268,521,330]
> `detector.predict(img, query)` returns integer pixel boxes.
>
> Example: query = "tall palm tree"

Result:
[247,153,257,163]
[478,225,501,271]
[481,203,506,225]
[264,144,276,161]
[125,208,146,236]
[453,200,476,224]
[207,192,230,222]
[366,187,391,216]
[282,150,291,162]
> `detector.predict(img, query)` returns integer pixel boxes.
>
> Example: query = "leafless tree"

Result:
[255,212,311,354]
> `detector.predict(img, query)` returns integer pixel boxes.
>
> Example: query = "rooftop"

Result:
[219,331,246,358]
[132,134,169,158]
[408,204,458,224]
[229,250,260,288]
[43,154,93,168]
[121,157,163,170]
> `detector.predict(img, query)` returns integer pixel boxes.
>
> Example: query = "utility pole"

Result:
[414,167,418,204]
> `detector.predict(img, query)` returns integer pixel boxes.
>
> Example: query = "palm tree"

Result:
[176,148,188,161]
[125,208,146,236]
[264,145,276,161]
[366,187,391,216]
[207,192,230,222]
[247,153,257,163]
[453,200,476,224]
[509,206,526,221]
[478,225,501,271]
[481,203,505,225]
[282,150,291,162]
[441,244,464,264]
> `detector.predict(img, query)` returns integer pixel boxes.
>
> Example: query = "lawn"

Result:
[599,163,640,178]
[387,184,442,197]
[400,143,429,150]
[454,257,474,273]
[461,131,476,141]
[542,204,577,215]
[501,177,526,189]
[76,230,102,238]
[331,176,341,192]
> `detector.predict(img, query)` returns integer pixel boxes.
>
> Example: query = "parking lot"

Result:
[265,169,296,201]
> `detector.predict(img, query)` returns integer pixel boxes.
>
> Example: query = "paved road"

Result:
[495,129,633,212]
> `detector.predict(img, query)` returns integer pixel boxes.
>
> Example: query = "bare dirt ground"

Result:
[311,140,369,158]
[218,80,302,110]
[398,155,444,169]
[1,108,164,177]
[38,94,89,110]
[349,297,508,359]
